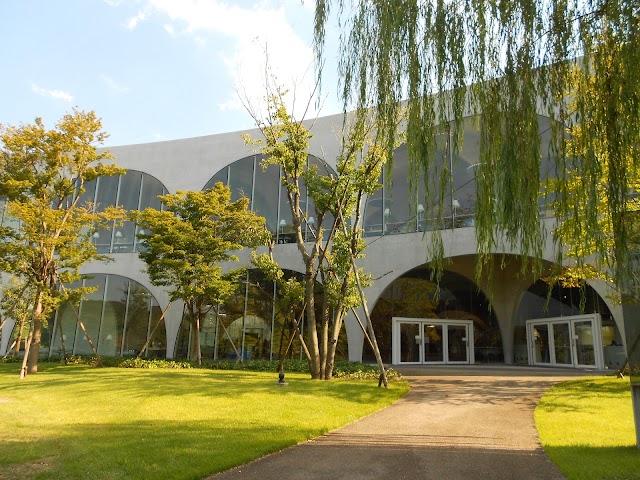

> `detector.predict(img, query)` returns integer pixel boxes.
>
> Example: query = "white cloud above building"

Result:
[30,83,73,102]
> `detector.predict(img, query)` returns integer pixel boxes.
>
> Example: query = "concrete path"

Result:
[208,366,599,480]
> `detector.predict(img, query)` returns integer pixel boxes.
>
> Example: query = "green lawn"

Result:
[0,363,408,480]
[535,377,640,480]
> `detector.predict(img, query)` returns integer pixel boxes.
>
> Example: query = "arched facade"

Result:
[45,274,167,357]
[0,110,627,372]
[204,153,336,243]
[174,268,346,362]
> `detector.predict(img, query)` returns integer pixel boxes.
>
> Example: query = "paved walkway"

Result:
[208,366,601,480]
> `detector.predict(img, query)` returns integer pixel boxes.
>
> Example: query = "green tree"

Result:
[314,0,640,439]
[245,89,394,382]
[130,184,269,365]
[0,110,124,377]
[314,0,640,287]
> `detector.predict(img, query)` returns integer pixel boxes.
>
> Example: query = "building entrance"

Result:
[392,317,475,365]
[526,314,604,369]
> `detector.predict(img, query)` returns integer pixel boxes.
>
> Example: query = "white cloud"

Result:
[124,10,147,30]
[31,83,73,102]
[100,74,130,94]
[145,0,319,119]
[163,23,176,37]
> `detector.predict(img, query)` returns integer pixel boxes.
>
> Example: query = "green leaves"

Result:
[314,0,640,294]
[131,184,269,315]
[0,110,125,373]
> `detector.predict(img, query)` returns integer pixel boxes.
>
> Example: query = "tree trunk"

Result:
[324,309,345,380]
[319,291,330,379]
[137,301,172,359]
[190,313,202,365]
[59,283,100,360]
[305,269,321,378]
[13,313,27,356]
[277,304,307,373]
[26,288,44,375]
[19,328,34,379]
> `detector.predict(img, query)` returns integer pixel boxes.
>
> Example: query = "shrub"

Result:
[1,354,401,380]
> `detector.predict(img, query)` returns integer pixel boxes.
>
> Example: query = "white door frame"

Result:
[392,317,475,366]
[526,314,604,369]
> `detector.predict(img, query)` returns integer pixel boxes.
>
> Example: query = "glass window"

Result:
[49,299,79,356]
[139,173,166,212]
[122,283,152,356]
[203,168,228,191]
[513,280,617,364]
[228,156,254,203]
[205,154,337,241]
[48,275,165,358]
[365,266,501,364]
[147,297,165,358]
[77,179,97,211]
[74,274,106,355]
[97,275,129,356]
[253,161,281,234]
[82,171,167,253]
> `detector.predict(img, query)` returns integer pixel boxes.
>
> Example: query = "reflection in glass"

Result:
[574,321,595,366]
[533,324,550,363]
[514,280,616,364]
[175,269,344,363]
[399,323,421,362]
[204,155,336,244]
[447,325,468,362]
[366,266,501,364]
[424,324,443,362]
[74,275,106,355]
[552,323,572,364]
[48,275,165,358]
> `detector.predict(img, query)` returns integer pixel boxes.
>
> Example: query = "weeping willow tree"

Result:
[314,0,640,443]
[314,0,639,285]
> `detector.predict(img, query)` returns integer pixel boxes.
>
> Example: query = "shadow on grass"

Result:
[536,377,631,413]
[0,363,404,406]
[544,445,640,480]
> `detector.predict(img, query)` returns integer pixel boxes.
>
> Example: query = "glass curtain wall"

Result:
[365,266,502,364]
[80,170,167,254]
[48,274,166,357]
[513,280,618,365]
[204,155,334,243]
[175,269,347,362]
[362,115,558,237]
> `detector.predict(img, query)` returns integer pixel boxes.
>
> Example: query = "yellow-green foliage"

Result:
[536,377,639,480]
[0,363,408,480]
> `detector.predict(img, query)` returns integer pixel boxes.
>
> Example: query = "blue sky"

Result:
[0,0,341,147]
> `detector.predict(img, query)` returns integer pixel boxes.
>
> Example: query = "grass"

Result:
[0,362,409,480]
[535,376,640,480]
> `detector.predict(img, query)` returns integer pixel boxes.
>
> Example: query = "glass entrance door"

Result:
[447,324,468,363]
[399,322,421,363]
[573,320,596,367]
[394,318,474,365]
[532,323,551,364]
[423,324,444,362]
[527,315,603,369]
[552,322,572,365]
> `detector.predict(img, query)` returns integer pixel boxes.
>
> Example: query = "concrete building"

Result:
[0,110,627,371]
